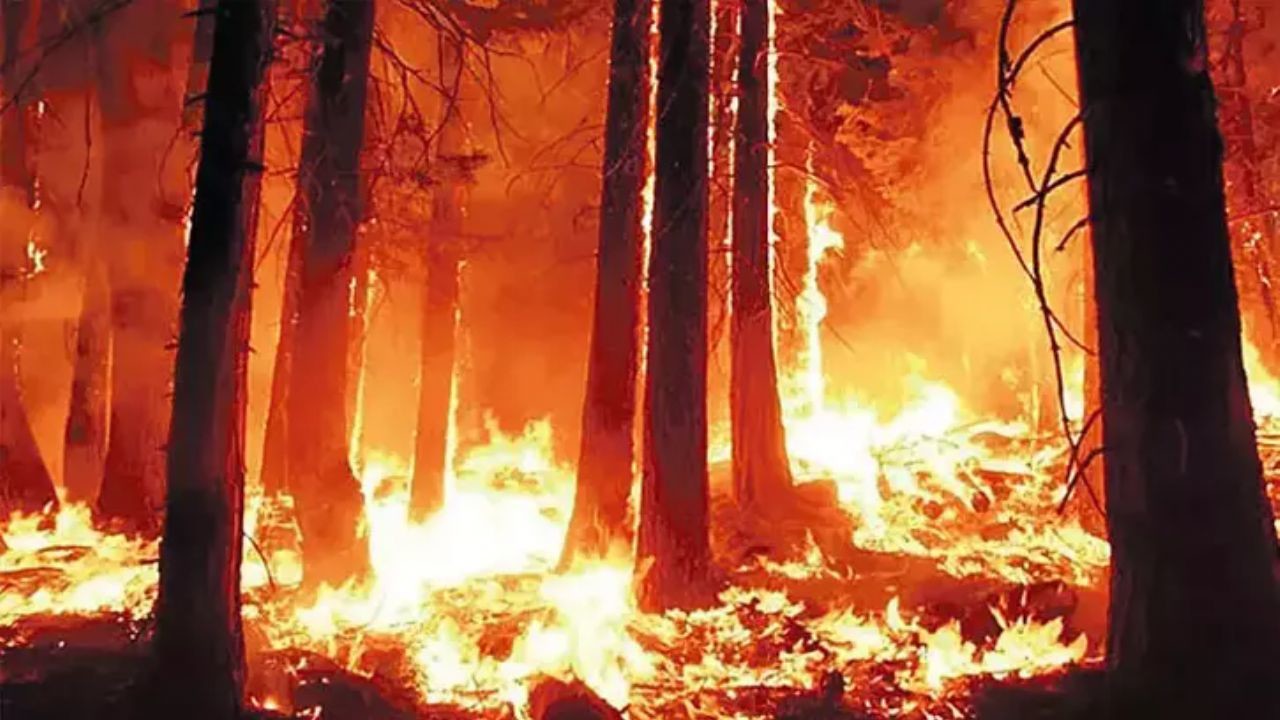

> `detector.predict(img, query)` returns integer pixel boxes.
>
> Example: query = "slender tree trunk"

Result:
[731,0,793,509]
[259,0,313,497]
[150,0,273,717]
[409,32,466,522]
[1072,1,1280,716]
[259,215,303,495]
[559,0,652,567]
[63,255,111,503]
[287,0,374,587]
[0,0,57,515]
[772,0,807,392]
[635,0,714,612]
[95,3,188,532]
[705,0,736,436]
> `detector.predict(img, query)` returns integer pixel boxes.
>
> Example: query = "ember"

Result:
[3,0,1280,719]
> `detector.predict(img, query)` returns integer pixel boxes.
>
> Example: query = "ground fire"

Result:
[3,0,1280,718]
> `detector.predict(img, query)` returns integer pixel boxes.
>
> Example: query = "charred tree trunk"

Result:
[705,0,736,435]
[559,0,652,567]
[1072,1,1280,716]
[95,3,189,532]
[0,0,57,515]
[731,0,793,509]
[149,0,274,717]
[635,0,714,612]
[287,0,375,587]
[409,33,466,522]
[260,217,304,495]
[63,256,111,503]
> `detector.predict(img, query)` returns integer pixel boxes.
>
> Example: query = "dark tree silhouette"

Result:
[410,31,467,521]
[287,0,376,588]
[0,0,57,515]
[149,0,275,717]
[559,0,652,567]
[1072,0,1280,715]
[635,0,715,612]
[731,0,793,510]
[94,4,188,532]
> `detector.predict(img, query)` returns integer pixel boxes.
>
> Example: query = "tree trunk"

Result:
[0,0,57,515]
[259,213,304,496]
[95,3,189,532]
[559,0,652,567]
[705,0,736,437]
[1072,1,1280,716]
[63,255,111,503]
[635,0,714,612]
[731,0,793,510]
[771,1,808,393]
[409,32,466,522]
[287,0,375,588]
[149,0,274,717]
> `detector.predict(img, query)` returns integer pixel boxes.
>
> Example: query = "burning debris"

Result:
[4,0,1280,718]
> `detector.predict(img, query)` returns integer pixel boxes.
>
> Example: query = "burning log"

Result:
[775,672,869,720]
[528,677,624,720]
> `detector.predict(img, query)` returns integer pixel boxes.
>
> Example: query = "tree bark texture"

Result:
[635,0,714,612]
[0,0,57,515]
[150,1,274,717]
[410,33,466,522]
[731,0,793,509]
[559,0,652,567]
[1072,1,1280,716]
[287,0,375,587]
[94,3,189,532]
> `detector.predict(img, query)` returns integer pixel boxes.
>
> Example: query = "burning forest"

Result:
[3,0,1280,718]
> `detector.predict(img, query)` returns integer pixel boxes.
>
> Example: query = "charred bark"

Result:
[287,0,375,587]
[409,33,466,522]
[94,3,189,532]
[149,0,274,717]
[559,0,652,567]
[771,0,808,388]
[0,0,57,515]
[1072,0,1280,716]
[731,0,793,509]
[635,0,714,612]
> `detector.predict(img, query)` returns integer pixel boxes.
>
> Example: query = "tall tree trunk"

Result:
[0,0,57,515]
[63,255,111,503]
[705,0,736,436]
[259,213,303,495]
[731,0,792,509]
[287,0,374,588]
[409,32,466,522]
[635,0,713,612]
[771,0,808,394]
[1072,1,1280,716]
[559,0,652,567]
[95,3,188,532]
[149,0,273,717]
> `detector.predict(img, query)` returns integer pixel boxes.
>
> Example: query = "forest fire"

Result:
[5,0,1280,719]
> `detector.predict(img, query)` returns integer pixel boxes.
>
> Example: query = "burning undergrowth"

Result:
[4,377,1226,718]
